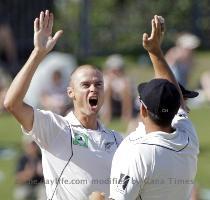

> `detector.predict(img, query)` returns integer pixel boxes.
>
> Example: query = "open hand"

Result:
[34,10,63,55]
[142,15,165,54]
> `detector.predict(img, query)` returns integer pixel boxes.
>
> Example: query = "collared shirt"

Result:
[22,109,123,200]
[109,109,199,200]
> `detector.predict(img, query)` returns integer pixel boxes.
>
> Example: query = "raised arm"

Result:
[142,15,186,110]
[4,10,63,131]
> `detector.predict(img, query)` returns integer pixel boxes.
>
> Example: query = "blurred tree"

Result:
[54,0,80,54]
[0,0,54,75]
[54,0,208,57]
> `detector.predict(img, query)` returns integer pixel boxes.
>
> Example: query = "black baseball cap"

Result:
[138,79,180,120]
[179,83,199,98]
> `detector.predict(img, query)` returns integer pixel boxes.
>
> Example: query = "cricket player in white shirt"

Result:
[90,15,199,200]
[4,10,122,200]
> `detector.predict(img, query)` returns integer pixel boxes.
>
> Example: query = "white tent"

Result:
[24,51,77,107]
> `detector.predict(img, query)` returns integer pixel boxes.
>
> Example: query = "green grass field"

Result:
[0,51,210,199]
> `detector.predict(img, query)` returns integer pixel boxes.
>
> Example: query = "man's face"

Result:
[68,68,104,116]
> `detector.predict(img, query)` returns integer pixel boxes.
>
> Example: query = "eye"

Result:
[82,83,90,88]
[95,82,103,88]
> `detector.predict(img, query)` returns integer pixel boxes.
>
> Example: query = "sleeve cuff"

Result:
[20,107,36,136]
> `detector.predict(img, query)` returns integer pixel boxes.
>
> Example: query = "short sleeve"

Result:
[109,143,145,200]
[172,108,196,133]
[172,108,188,125]
[172,108,199,151]
[21,108,68,150]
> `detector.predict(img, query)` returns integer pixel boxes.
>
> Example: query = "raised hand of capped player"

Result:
[34,10,63,55]
[142,15,165,54]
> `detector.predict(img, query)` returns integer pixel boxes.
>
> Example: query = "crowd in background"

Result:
[2,31,210,115]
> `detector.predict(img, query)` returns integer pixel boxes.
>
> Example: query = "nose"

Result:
[90,84,97,92]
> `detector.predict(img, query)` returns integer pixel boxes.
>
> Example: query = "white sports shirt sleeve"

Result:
[22,108,68,150]
[172,108,199,150]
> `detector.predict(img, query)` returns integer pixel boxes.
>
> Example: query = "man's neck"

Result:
[73,110,98,130]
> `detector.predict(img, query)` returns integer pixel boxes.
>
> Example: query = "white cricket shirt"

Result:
[22,109,123,200]
[110,109,199,200]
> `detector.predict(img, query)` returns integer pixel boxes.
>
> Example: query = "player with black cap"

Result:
[107,15,199,200]
[89,15,199,200]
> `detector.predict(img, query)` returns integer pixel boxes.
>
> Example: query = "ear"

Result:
[140,104,148,118]
[67,86,74,99]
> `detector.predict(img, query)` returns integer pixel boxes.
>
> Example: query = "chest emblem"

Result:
[73,133,89,148]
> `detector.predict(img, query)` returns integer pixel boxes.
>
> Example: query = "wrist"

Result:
[148,47,163,57]
[27,48,47,65]
[32,48,48,58]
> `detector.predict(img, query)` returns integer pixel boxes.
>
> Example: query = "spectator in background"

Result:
[0,68,11,113]
[40,69,69,115]
[100,54,133,124]
[165,33,200,87]
[0,3,18,77]
[200,71,210,102]
[14,136,45,200]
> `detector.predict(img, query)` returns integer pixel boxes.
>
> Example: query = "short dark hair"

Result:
[148,110,174,127]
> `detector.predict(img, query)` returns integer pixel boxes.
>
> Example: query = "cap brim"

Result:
[183,90,199,98]
[179,83,199,98]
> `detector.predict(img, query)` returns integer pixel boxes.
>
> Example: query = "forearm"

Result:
[4,49,46,109]
[4,10,62,131]
[148,49,177,83]
[148,49,185,109]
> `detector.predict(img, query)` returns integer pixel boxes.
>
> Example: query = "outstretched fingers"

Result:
[150,18,156,40]
[142,33,149,44]
[48,13,54,34]
[141,15,166,53]
[36,10,51,32]
[39,11,44,29]
[142,33,149,48]
[34,18,39,32]
[154,15,161,36]
[34,10,63,52]
[53,30,63,43]
[43,10,50,29]
[158,16,165,33]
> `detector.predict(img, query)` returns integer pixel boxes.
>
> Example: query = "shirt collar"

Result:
[129,129,189,152]
[64,111,107,132]
[65,111,82,126]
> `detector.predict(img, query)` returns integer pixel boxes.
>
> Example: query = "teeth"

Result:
[89,97,97,100]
